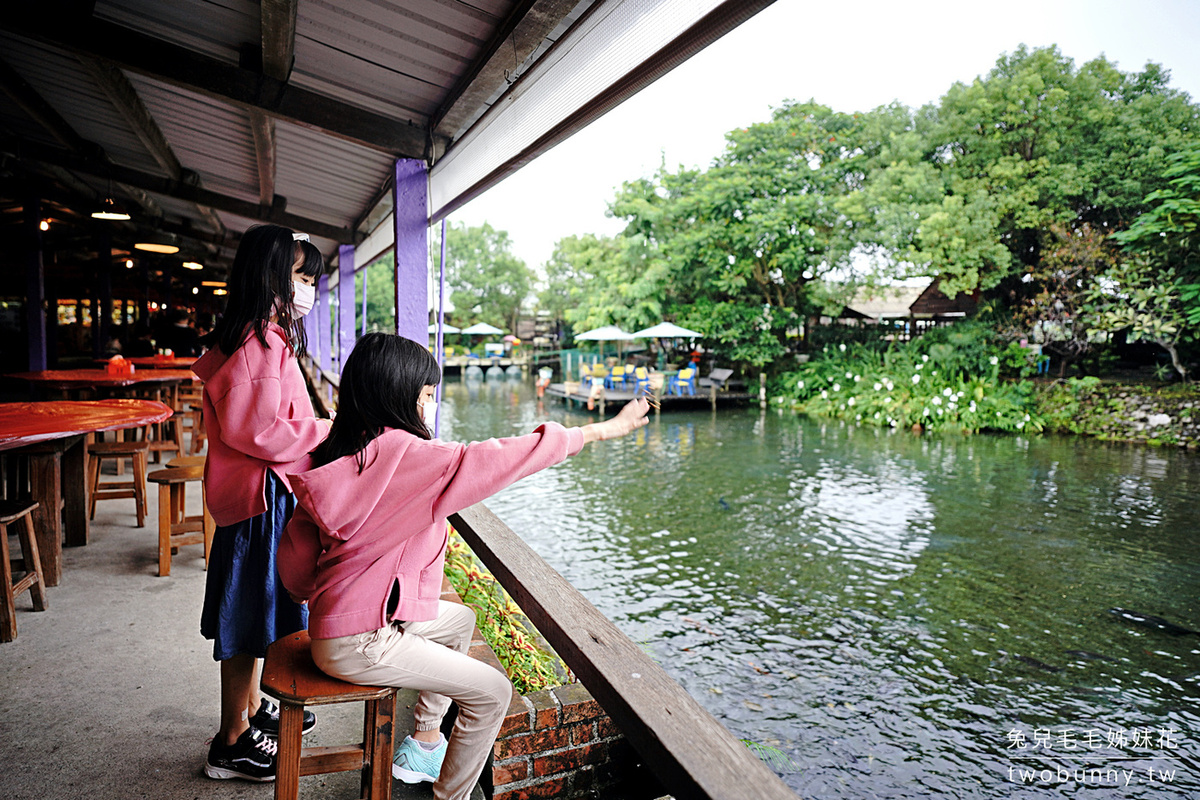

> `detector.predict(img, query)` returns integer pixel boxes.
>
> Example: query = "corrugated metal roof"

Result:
[0,0,774,293]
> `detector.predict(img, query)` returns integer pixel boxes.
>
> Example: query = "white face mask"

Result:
[420,399,438,431]
[292,280,315,317]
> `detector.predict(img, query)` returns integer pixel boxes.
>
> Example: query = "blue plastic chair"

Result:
[668,367,696,396]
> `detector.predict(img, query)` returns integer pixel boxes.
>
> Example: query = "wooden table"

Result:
[95,356,198,369]
[0,399,173,586]
[6,368,197,392]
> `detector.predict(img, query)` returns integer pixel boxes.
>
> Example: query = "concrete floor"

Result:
[0,470,471,800]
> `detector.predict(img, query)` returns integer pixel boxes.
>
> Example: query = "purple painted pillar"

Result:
[311,273,329,370]
[24,194,47,371]
[393,158,428,344]
[337,244,356,373]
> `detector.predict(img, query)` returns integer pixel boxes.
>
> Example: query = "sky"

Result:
[448,0,1200,273]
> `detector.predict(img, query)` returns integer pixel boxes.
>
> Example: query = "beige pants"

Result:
[310,601,512,800]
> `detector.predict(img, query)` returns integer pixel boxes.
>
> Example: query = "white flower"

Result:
[915,363,923,370]
[923,407,930,416]
[1017,420,1025,429]
[937,409,943,416]
[943,388,953,397]
[848,397,856,406]
[885,381,895,391]
[798,380,805,389]
[921,354,929,362]
[874,412,881,419]
[854,375,862,382]
[839,343,847,352]
[884,396,892,404]
[856,413,862,420]
[1024,413,1031,421]
[932,396,941,406]
[845,371,853,379]
[832,383,841,392]
[912,375,920,384]
[969,402,977,412]
[873,382,883,391]
[821,390,828,399]
[989,356,999,366]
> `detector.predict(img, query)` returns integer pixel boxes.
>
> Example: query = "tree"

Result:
[858,46,1198,295]
[1085,257,1190,382]
[1112,143,1200,325]
[436,222,532,334]
[355,253,397,334]
[1010,223,1112,376]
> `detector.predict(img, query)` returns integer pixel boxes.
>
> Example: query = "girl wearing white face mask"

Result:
[193,225,329,781]
[280,333,649,800]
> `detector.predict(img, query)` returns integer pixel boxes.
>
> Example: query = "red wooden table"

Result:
[95,356,198,369]
[6,368,197,391]
[0,399,173,586]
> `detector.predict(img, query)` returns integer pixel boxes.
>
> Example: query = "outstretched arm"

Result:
[579,397,651,444]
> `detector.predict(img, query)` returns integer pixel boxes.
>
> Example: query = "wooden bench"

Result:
[261,630,396,800]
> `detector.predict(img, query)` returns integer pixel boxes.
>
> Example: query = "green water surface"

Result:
[440,376,1199,798]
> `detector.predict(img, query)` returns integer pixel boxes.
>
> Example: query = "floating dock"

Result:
[543,382,752,412]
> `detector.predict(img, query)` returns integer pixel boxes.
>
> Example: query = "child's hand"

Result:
[585,397,650,442]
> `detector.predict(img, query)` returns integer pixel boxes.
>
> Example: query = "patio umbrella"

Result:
[631,322,703,367]
[428,322,461,334]
[461,322,505,335]
[574,325,634,361]
[630,322,703,338]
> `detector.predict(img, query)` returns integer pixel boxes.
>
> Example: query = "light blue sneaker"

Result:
[392,735,447,784]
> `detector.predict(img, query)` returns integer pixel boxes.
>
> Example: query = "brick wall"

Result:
[442,577,648,799]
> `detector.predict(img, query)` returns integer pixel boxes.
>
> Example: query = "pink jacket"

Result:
[193,323,327,526]
[278,423,586,639]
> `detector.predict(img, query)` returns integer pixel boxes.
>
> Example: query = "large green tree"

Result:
[855,46,1197,295]
[436,222,532,334]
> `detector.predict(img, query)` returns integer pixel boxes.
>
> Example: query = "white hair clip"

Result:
[293,232,310,242]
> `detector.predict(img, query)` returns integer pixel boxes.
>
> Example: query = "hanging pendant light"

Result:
[92,196,131,221]
[133,231,181,254]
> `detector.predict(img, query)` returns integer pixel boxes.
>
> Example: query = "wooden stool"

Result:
[188,403,207,455]
[88,439,150,527]
[146,465,214,576]
[1,500,48,642]
[165,455,206,469]
[262,630,396,800]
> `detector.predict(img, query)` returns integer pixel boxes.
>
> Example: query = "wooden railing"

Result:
[299,358,796,799]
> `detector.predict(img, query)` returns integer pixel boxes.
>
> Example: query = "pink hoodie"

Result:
[278,423,585,640]
[192,323,327,526]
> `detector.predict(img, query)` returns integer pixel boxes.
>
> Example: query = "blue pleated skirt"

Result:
[200,471,308,661]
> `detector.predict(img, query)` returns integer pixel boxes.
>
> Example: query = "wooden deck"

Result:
[544,382,752,412]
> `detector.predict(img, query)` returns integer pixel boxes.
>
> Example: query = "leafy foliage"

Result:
[777,330,1044,433]
[444,530,568,694]
[436,223,532,334]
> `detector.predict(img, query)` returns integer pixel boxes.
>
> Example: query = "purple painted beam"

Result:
[312,273,329,370]
[393,158,428,344]
[337,244,356,372]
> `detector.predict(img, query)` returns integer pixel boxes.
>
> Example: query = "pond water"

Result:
[439,376,1200,798]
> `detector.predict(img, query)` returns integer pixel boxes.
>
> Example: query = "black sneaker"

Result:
[204,726,277,781]
[250,698,316,738]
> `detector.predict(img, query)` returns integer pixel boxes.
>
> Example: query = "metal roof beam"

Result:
[76,56,227,237]
[5,137,364,244]
[1,10,439,159]
[249,0,298,207]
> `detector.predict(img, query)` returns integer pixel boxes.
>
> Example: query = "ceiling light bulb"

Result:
[92,197,131,221]
[40,219,50,231]
[182,261,203,270]
[133,242,180,254]
[125,259,134,268]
